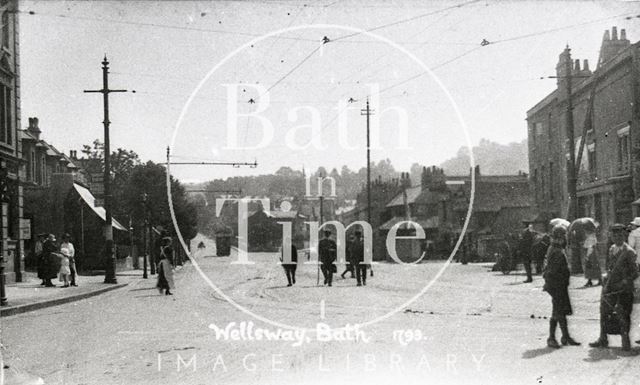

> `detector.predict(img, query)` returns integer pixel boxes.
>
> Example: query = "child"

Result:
[59,244,71,288]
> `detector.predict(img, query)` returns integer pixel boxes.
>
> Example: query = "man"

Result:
[518,224,536,283]
[280,237,298,286]
[35,233,47,286]
[340,234,355,279]
[318,230,337,286]
[589,224,638,351]
[61,233,77,287]
[352,230,368,286]
[628,217,640,267]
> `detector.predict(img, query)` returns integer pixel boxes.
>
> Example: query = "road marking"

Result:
[320,299,326,319]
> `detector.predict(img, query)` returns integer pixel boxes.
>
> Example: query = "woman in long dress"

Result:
[156,239,175,296]
[543,225,580,348]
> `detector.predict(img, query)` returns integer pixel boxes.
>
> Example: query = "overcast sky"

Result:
[19,0,640,182]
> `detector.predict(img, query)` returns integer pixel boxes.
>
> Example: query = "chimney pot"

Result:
[574,59,581,72]
[583,59,590,72]
[612,26,618,40]
[621,29,627,41]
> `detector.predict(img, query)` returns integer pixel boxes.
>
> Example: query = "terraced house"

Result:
[527,27,640,232]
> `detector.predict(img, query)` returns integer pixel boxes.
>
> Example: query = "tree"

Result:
[123,161,198,242]
[80,139,141,220]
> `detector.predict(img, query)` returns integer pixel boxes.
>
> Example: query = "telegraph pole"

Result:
[564,47,578,221]
[361,99,375,225]
[84,56,128,284]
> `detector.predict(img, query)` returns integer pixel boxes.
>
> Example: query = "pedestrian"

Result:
[58,244,71,288]
[627,217,640,268]
[156,237,175,296]
[35,233,47,286]
[42,234,60,287]
[341,234,355,279]
[589,224,638,351]
[543,225,580,348]
[582,231,602,287]
[280,237,298,286]
[352,230,368,286]
[318,230,337,286]
[60,233,77,287]
[518,224,536,283]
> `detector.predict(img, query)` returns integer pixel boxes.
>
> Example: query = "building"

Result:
[0,0,22,285]
[527,27,640,234]
[380,166,532,262]
[19,117,129,272]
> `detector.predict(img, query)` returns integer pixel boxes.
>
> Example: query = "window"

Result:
[617,125,630,172]
[2,11,9,49]
[40,154,46,185]
[587,143,596,179]
[0,83,11,146]
[30,149,35,181]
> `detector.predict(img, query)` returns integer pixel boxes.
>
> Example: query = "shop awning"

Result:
[73,183,128,231]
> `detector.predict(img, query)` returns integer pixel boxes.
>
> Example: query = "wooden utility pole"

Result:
[361,99,375,225]
[564,47,579,222]
[84,56,127,284]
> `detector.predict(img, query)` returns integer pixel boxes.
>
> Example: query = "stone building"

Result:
[526,27,640,233]
[0,0,22,284]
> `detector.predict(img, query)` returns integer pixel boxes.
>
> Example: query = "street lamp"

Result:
[142,193,148,279]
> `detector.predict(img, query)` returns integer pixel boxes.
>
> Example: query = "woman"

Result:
[42,234,60,287]
[543,225,580,348]
[156,238,175,296]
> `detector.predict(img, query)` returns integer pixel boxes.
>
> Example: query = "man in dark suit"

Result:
[341,234,356,279]
[318,230,336,286]
[280,238,298,286]
[352,230,368,286]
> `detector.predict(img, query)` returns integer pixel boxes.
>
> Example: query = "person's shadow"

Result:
[522,346,558,359]
[584,347,640,362]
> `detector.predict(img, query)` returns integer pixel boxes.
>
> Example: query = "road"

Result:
[3,241,640,385]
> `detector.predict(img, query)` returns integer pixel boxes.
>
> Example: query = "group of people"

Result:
[36,233,77,288]
[542,222,639,351]
[279,229,371,287]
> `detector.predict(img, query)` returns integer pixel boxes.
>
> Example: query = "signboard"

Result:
[90,172,105,198]
[19,218,31,239]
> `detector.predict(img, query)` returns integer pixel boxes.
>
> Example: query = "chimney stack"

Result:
[583,59,590,72]
[574,59,581,73]
[597,26,630,68]
[27,117,41,140]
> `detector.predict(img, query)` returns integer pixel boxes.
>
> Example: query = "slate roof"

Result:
[471,180,531,212]
[386,186,421,207]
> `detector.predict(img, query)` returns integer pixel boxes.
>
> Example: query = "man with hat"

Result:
[628,217,640,267]
[589,223,638,351]
[318,229,337,286]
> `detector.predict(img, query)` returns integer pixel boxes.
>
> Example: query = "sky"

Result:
[18,0,640,183]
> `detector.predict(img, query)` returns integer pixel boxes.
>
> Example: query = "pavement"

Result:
[2,244,640,385]
[0,270,144,317]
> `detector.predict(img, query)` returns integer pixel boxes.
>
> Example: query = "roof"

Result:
[379,216,440,231]
[386,186,421,207]
[471,180,531,212]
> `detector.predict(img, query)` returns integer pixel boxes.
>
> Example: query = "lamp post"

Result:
[0,161,8,306]
[142,193,148,279]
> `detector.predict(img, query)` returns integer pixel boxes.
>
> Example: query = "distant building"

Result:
[379,166,532,262]
[527,27,639,232]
